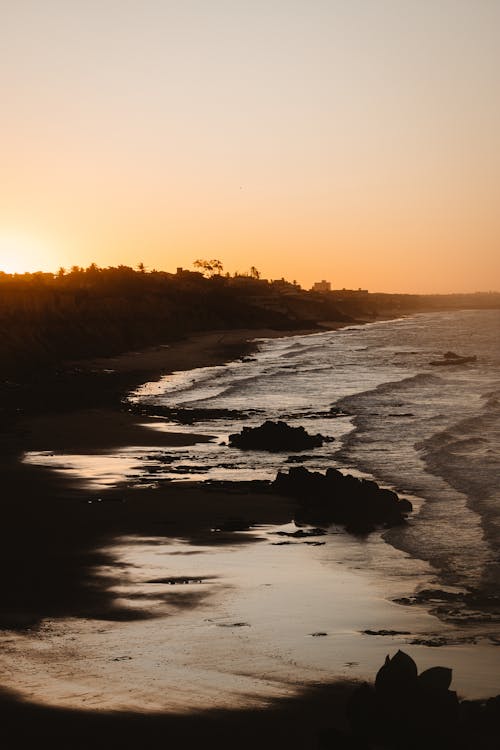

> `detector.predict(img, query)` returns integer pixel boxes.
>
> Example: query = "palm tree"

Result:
[193,258,224,277]
[210,259,223,275]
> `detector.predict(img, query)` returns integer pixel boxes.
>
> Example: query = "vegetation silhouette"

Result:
[0,263,498,378]
[320,650,500,749]
[193,258,224,276]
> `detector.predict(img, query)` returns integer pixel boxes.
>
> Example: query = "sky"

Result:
[1,0,499,292]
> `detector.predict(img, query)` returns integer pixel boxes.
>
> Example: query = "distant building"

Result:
[312,280,331,292]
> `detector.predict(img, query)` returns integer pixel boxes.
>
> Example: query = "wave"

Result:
[330,356,500,599]
[280,342,330,359]
[337,372,444,411]
[480,387,500,410]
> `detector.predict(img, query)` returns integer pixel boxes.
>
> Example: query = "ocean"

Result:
[131,309,500,606]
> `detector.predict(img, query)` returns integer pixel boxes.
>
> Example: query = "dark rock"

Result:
[394,588,466,606]
[274,527,327,538]
[272,466,412,532]
[391,587,500,625]
[410,636,449,647]
[228,420,333,452]
[362,629,411,636]
[146,576,207,585]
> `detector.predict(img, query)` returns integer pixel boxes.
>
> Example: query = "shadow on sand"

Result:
[1,653,499,750]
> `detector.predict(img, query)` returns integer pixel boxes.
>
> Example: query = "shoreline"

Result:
[10,323,354,456]
[1,322,366,745]
[3,314,499,746]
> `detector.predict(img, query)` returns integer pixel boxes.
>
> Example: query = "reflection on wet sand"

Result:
[3,515,500,716]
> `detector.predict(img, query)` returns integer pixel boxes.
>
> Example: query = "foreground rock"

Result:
[229,420,332,452]
[273,466,412,532]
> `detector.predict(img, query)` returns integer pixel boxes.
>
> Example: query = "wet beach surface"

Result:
[3,434,500,713]
[2,323,500,747]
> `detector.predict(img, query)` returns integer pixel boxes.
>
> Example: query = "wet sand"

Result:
[12,327,330,454]
[2,327,310,627]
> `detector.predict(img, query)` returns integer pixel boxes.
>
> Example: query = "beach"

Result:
[2,316,499,748]
[4,1,500,744]
[1,325,363,746]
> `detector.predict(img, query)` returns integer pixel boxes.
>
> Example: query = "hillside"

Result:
[1,265,498,379]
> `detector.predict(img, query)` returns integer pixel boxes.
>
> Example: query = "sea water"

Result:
[131,309,500,605]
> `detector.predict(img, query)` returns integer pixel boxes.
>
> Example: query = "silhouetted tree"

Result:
[193,258,223,277]
[0,262,471,380]
[86,263,100,275]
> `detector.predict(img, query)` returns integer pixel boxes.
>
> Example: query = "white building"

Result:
[311,280,331,292]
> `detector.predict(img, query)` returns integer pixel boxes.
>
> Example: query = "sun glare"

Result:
[0,233,55,274]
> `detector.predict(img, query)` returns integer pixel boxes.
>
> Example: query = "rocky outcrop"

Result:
[229,420,333,452]
[273,466,412,532]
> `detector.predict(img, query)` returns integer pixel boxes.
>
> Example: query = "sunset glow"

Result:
[2,2,500,733]
[1,1,499,291]
[0,233,57,275]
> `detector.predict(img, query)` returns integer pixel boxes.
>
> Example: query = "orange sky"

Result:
[1,1,499,292]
